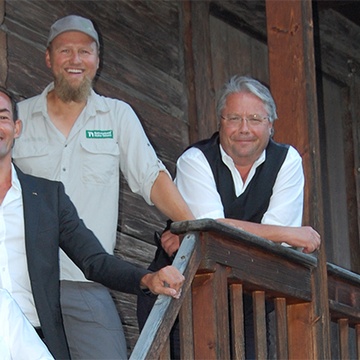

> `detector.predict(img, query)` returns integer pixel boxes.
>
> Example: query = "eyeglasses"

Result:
[221,114,269,127]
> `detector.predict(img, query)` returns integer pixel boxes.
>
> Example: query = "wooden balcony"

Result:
[131,219,360,359]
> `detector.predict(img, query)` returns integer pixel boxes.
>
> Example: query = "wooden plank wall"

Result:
[2,0,360,355]
[0,0,6,85]
[316,8,360,272]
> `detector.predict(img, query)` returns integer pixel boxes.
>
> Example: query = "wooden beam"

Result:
[338,318,350,360]
[190,1,217,141]
[0,0,6,86]
[229,284,245,359]
[253,291,267,359]
[274,297,289,359]
[192,264,230,359]
[265,1,330,358]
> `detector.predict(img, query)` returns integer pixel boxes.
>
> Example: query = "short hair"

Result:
[0,86,18,121]
[216,75,277,123]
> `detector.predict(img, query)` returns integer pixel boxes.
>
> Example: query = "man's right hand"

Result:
[160,230,180,257]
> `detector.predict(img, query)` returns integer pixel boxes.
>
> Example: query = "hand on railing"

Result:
[217,218,321,253]
[140,266,184,299]
[160,230,180,257]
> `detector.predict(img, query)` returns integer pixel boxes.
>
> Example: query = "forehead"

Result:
[224,92,267,113]
[51,31,98,48]
[0,92,12,111]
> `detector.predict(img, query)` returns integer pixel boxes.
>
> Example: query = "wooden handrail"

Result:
[132,219,360,359]
[130,232,201,359]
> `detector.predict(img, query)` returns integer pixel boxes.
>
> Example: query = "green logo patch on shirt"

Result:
[86,130,113,139]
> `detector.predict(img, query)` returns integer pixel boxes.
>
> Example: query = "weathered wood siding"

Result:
[316,8,360,272]
[1,0,360,354]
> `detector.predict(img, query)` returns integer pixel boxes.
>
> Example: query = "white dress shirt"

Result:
[175,143,304,227]
[0,164,40,326]
[0,288,53,359]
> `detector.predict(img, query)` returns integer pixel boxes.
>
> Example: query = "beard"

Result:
[54,74,92,103]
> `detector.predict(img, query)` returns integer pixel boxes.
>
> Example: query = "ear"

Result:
[96,56,100,71]
[14,119,22,139]
[45,48,52,69]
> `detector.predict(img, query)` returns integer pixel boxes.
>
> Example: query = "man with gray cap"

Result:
[13,15,194,359]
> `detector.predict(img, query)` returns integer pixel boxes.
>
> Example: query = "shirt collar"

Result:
[31,82,110,118]
[11,164,21,192]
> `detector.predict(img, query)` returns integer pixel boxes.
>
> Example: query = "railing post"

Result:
[192,263,230,359]
[253,291,267,359]
[229,283,245,359]
[274,297,288,359]
[338,318,350,360]
[356,324,360,359]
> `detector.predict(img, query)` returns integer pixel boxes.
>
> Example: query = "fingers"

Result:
[161,286,182,299]
[302,228,321,253]
[159,266,184,298]
[144,266,184,299]
[161,232,180,257]
[159,266,184,290]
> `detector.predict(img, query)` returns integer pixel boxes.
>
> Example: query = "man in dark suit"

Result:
[0,86,184,359]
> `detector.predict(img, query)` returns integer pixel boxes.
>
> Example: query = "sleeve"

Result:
[261,146,304,227]
[116,103,169,205]
[175,147,225,219]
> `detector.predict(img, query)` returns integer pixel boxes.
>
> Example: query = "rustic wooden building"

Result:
[1,0,359,357]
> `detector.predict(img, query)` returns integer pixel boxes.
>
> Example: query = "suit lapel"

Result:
[15,166,41,259]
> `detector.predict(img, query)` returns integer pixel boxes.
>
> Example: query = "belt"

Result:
[34,326,44,339]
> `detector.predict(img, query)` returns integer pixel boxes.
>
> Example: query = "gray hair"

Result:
[216,75,277,123]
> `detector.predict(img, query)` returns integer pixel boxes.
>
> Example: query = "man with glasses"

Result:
[163,75,320,255]
[139,75,321,359]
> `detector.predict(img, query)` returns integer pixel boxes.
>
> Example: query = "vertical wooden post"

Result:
[265,0,330,358]
[274,297,289,359]
[192,264,230,359]
[189,0,216,141]
[356,324,360,359]
[229,284,245,359]
[0,0,7,86]
[253,291,267,359]
[338,319,349,360]
[287,303,314,359]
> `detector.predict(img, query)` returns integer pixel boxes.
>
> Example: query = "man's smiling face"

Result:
[46,31,99,102]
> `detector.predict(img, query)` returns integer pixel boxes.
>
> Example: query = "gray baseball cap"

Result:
[47,15,99,47]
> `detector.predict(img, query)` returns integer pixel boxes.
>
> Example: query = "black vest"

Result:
[193,132,289,223]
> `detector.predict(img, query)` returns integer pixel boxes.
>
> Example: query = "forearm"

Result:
[218,218,320,253]
[150,171,195,221]
[219,218,286,241]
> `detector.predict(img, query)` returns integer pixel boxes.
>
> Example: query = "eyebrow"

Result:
[0,108,11,113]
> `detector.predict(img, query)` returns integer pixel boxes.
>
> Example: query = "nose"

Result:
[69,51,82,64]
[238,118,250,133]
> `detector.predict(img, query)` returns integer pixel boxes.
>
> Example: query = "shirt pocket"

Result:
[12,142,54,179]
[80,140,120,185]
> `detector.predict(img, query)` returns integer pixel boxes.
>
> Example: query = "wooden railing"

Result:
[130,219,360,359]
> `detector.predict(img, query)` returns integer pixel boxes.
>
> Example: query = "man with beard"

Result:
[13,15,194,359]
